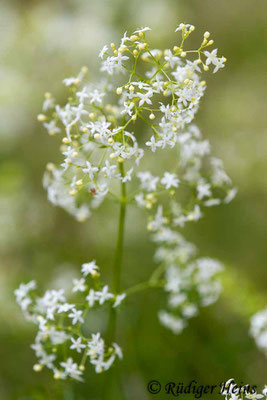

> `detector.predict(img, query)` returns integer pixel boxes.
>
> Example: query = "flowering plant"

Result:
[16,23,237,381]
[220,379,267,400]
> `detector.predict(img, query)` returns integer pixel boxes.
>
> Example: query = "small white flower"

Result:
[57,303,75,313]
[70,337,86,353]
[213,57,226,73]
[72,278,86,293]
[88,89,105,105]
[44,120,61,135]
[60,358,83,381]
[161,172,179,190]
[113,293,126,308]
[134,27,151,34]
[146,136,162,152]
[82,161,99,180]
[86,289,97,308]
[15,281,36,302]
[99,45,108,59]
[81,260,99,276]
[196,182,211,200]
[204,49,218,66]
[68,309,84,325]
[137,89,153,106]
[121,167,133,183]
[121,102,134,116]
[95,285,114,305]
[113,343,123,359]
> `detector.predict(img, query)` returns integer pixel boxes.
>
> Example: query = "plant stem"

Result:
[106,162,127,343]
[113,164,127,294]
[125,279,165,296]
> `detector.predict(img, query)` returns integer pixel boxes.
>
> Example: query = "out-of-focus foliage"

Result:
[0,0,266,399]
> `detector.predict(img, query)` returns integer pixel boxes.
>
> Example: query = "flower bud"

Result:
[137,43,146,50]
[130,35,138,42]
[81,66,88,74]
[37,114,46,122]
[46,163,55,171]
[33,364,42,372]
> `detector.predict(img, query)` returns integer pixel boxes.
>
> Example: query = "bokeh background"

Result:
[1,0,267,399]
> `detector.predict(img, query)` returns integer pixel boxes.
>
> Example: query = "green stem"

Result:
[113,163,127,294]
[125,280,165,296]
[106,162,127,343]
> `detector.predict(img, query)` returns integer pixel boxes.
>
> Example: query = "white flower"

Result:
[68,309,84,325]
[204,49,219,66]
[161,172,179,189]
[82,161,99,180]
[88,89,105,105]
[15,281,36,302]
[158,311,186,334]
[113,343,123,359]
[135,193,146,208]
[57,303,75,313]
[137,171,159,191]
[175,23,194,33]
[213,57,226,73]
[224,188,238,204]
[113,293,126,308]
[95,285,114,305]
[63,77,78,87]
[121,167,133,183]
[60,358,83,381]
[196,182,211,200]
[148,206,166,231]
[121,102,134,116]
[86,289,97,308]
[134,27,151,34]
[70,337,86,353]
[137,89,153,106]
[101,160,118,179]
[81,260,99,276]
[146,136,162,152]
[43,120,61,135]
[187,205,202,221]
[72,278,86,293]
[99,45,108,59]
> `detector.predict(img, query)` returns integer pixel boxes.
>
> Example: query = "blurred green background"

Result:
[0,0,266,399]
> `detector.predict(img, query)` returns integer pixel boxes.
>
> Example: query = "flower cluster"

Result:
[250,308,267,358]
[157,247,223,334]
[38,24,232,222]
[220,379,267,400]
[15,261,125,380]
[38,26,236,334]
[17,23,237,380]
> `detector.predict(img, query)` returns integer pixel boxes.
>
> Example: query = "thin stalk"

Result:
[106,162,127,343]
